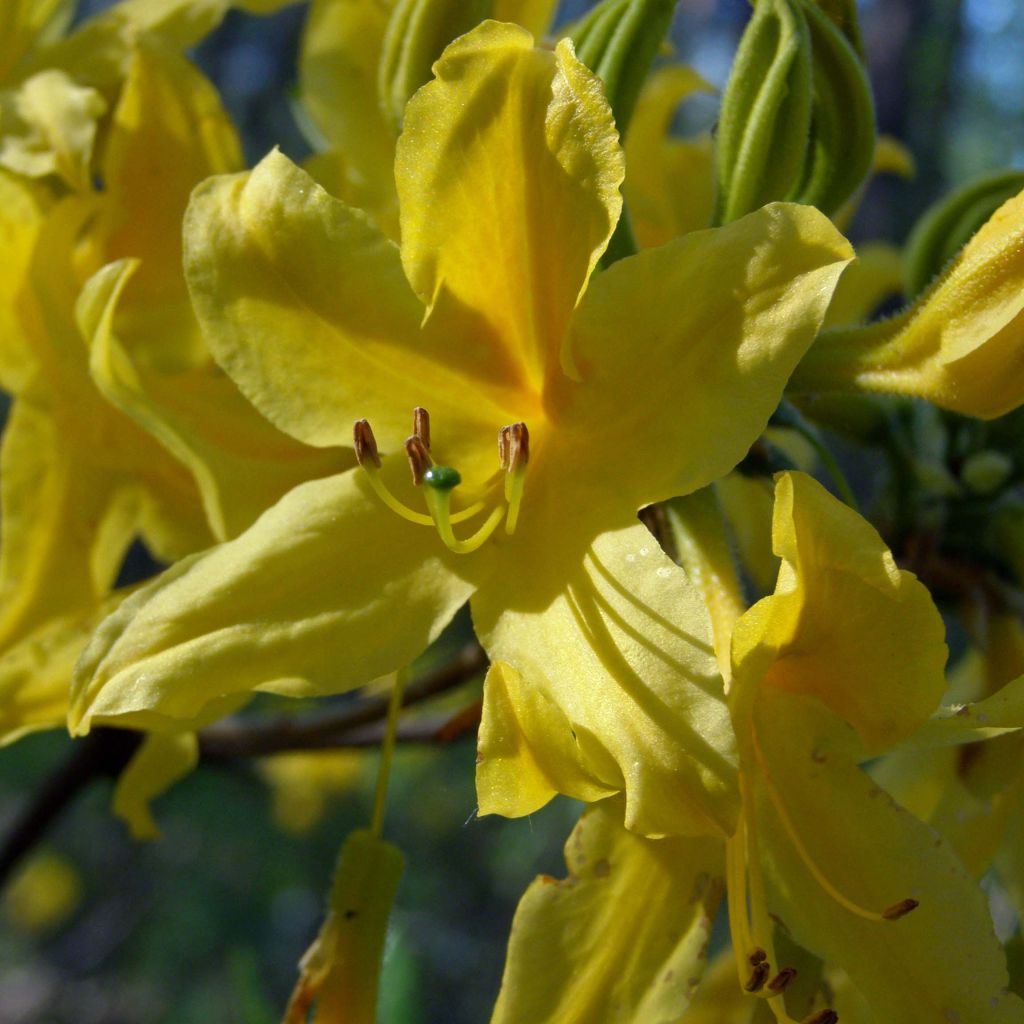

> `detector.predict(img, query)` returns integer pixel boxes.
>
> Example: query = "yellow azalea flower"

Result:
[0,0,301,193]
[724,473,1020,1023]
[70,23,851,838]
[791,184,1024,418]
[0,44,340,741]
[298,0,557,236]
[490,472,1020,1023]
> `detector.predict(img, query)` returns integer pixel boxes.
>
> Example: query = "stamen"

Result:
[745,962,770,992]
[502,422,529,535]
[768,968,797,993]
[404,435,433,485]
[354,420,483,527]
[882,898,919,920]
[356,413,524,552]
[422,466,504,555]
[353,419,381,468]
[498,425,511,469]
[802,1011,839,1024]
[749,949,768,965]
[750,724,912,925]
[413,407,431,449]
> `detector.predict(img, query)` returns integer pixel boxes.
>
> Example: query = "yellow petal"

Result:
[285,829,403,1024]
[665,487,746,682]
[298,0,397,229]
[0,169,46,393]
[112,731,199,840]
[70,468,488,734]
[624,65,717,247]
[732,472,947,751]
[751,686,1024,1024]
[794,186,1024,418]
[395,24,624,391]
[96,40,241,371]
[0,398,132,644]
[714,473,778,598]
[0,596,124,744]
[0,69,106,191]
[474,519,738,838]
[491,799,723,1024]
[184,150,520,468]
[823,241,904,328]
[558,204,853,509]
[0,0,71,79]
[681,948,761,1023]
[82,258,351,541]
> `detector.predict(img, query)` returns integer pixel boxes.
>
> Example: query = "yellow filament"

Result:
[726,820,759,991]
[737,775,801,1024]
[750,723,891,923]
[424,487,505,555]
[504,468,526,535]
[363,464,486,525]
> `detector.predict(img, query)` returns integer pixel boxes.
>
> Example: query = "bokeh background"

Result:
[2,1,1023,1021]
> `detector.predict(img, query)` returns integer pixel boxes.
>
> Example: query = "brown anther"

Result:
[744,962,770,993]
[882,898,919,921]
[506,422,529,471]
[767,967,797,993]
[498,425,512,470]
[747,948,767,965]
[353,419,381,468]
[802,1011,838,1024]
[404,435,433,485]
[413,407,431,450]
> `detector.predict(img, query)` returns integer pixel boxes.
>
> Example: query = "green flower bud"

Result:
[796,0,875,215]
[570,0,678,138]
[714,0,874,223]
[904,169,1024,298]
[379,0,492,133]
[713,0,812,225]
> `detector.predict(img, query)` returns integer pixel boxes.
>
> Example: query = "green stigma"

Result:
[423,466,461,491]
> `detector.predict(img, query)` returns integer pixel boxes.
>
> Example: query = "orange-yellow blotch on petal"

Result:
[395,24,624,391]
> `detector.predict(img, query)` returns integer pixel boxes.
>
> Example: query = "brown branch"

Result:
[197,643,487,761]
[0,728,142,889]
[0,644,487,892]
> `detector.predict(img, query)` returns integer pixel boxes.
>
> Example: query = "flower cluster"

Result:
[2,1,1024,1021]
